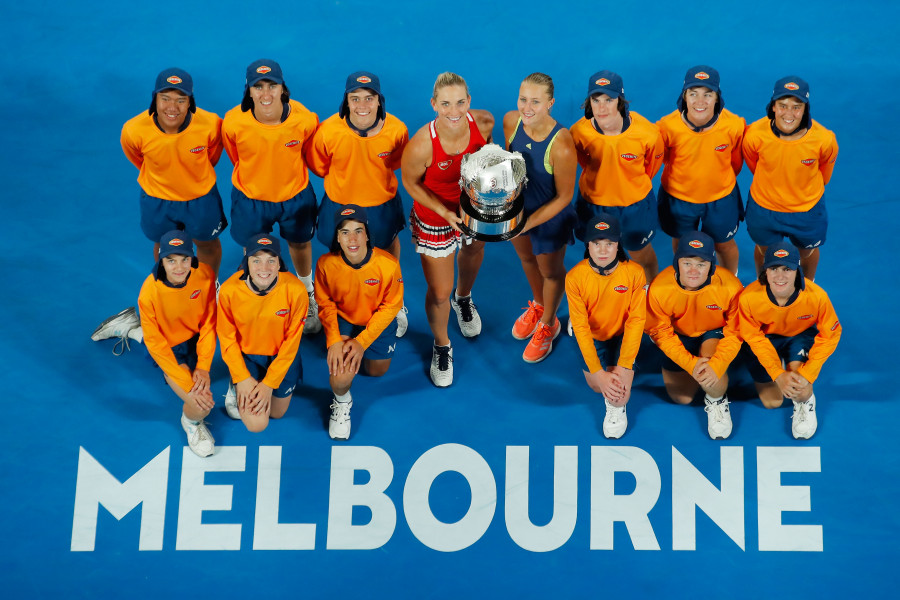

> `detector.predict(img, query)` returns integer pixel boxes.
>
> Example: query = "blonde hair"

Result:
[522,72,554,99]
[433,72,469,99]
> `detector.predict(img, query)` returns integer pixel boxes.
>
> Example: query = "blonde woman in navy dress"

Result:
[502,73,577,363]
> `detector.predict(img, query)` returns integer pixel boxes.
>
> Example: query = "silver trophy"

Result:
[459,144,527,241]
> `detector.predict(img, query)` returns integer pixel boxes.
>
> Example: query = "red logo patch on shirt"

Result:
[689,239,704,248]
[397,277,403,283]
[831,321,839,331]
[168,238,184,246]
[774,249,789,258]
[797,314,813,320]
[190,290,201,299]
[364,279,380,286]
[706,304,722,310]
[340,208,356,216]
[714,144,728,152]
[356,75,372,84]
[275,309,289,317]
[784,82,800,90]
[285,140,300,148]
[614,285,628,293]
[801,158,816,165]
[596,78,611,86]
[256,66,272,75]
[694,72,710,80]
[189,146,206,153]
[620,153,637,161]
[378,151,391,158]
[437,160,453,170]
[166,75,183,85]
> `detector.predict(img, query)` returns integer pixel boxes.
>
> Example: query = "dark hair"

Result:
[149,89,196,115]
[582,94,629,120]
[241,82,291,112]
[758,267,803,288]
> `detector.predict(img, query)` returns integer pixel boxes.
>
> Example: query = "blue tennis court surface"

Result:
[3,1,899,597]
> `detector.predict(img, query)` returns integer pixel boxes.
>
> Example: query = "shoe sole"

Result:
[511,325,538,341]
[91,308,136,339]
[522,325,561,364]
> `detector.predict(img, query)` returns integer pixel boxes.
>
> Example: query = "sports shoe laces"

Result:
[521,302,541,325]
[795,403,808,423]
[607,404,623,424]
[456,297,475,322]
[435,346,453,371]
[705,400,725,421]
[331,401,351,421]
[308,292,319,315]
[112,334,132,357]
[189,420,211,442]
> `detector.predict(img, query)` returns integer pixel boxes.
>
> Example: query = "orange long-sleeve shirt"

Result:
[216,271,308,389]
[307,113,408,207]
[137,263,217,393]
[221,99,318,202]
[657,109,745,203]
[314,248,404,349]
[645,266,744,378]
[737,280,841,383]
[121,108,223,201]
[570,111,664,207]
[565,259,647,372]
[742,118,838,212]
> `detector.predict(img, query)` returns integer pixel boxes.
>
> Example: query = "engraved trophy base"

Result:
[458,192,526,242]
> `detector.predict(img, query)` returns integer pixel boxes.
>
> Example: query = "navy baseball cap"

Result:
[158,230,195,259]
[761,245,801,271]
[770,76,810,104]
[153,68,193,96]
[681,65,720,94]
[584,212,622,243]
[673,231,717,277]
[339,71,385,120]
[246,59,284,88]
[587,70,625,99]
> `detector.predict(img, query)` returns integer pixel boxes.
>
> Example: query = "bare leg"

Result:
[455,239,485,297]
[420,253,457,346]
[799,247,819,281]
[287,240,313,277]
[629,244,659,283]
[511,236,544,305]
[534,247,567,325]
[715,239,740,275]
[194,238,222,275]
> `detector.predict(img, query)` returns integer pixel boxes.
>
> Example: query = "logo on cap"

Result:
[257,66,272,74]
[596,222,610,231]
[620,153,637,161]
[257,237,273,245]
[356,76,372,84]
[689,240,704,249]
[695,72,710,80]
[340,209,355,216]
[784,82,799,90]
[715,144,728,152]
[169,238,184,246]
[774,249,789,258]
[166,75,183,85]
[596,78,611,86]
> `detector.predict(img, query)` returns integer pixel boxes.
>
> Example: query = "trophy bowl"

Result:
[458,144,528,241]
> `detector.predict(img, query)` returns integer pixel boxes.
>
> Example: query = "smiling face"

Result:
[346,88,379,130]
[588,238,619,269]
[336,219,368,264]
[517,81,554,128]
[766,265,797,297]
[155,89,190,133]
[590,93,623,132]
[431,84,470,130]
[249,79,284,122]
[683,86,717,126]
[677,257,712,291]
[162,254,192,285]
[772,96,806,134]
[247,250,280,289]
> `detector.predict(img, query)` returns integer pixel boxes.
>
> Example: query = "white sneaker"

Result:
[329,397,353,440]
[395,305,409,338]
[450,294,482,338]
[92,307,141,355]
[305,290,322,334]
[792,396,818,439]
[704,396,733,440]
[430,344,453,387]
[181,414,215,457]
[567,317,574,337]
[603,399,628,439]
[224,383,241,420]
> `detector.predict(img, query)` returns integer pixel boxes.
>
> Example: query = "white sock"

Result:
[705,394,724,404]
[298,273,314,293]
[455,291,470,301]
[128,326,144,343]
[334,391,351,404]
[182,413,200,426]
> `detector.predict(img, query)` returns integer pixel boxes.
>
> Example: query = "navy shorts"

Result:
[316,194,405,250]
[230,184,317,247]
[584,335,624,371]
[745,194,827,249]
[575,190,658,251]
[658,184,743,243]
[660,328,725,372]
[240,352,304,398]
[338,316,398,361]
[140,185,227,242]
[144,334,198,382]
[526,203,576,255]
[742,327,817,383]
